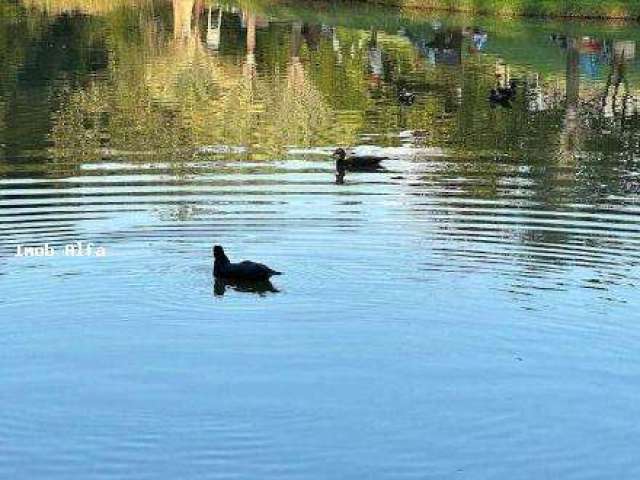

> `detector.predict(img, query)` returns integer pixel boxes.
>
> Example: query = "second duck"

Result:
[332,147,387,173]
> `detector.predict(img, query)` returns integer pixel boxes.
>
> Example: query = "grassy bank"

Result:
[365,0,640,19]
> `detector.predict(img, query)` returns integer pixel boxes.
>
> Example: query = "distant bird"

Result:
[332,148,388,173]
[213,245,282,281]
[489,90,512,109]
[489,80,517,109]
[489,88,511,108]
[498,80,517,101]
[398,88,416,106]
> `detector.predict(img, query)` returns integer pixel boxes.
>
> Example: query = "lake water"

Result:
[1,1,640,478]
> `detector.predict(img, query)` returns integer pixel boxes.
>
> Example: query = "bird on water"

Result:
[332,147,387,171]
[489,80,517,109]
[498,79,518,101]
[213,245,282,281]
[398,88,416,106]
[333,147,388,184]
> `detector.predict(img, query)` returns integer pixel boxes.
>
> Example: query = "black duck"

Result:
[398,88,416,106]
[332,148,388,172]
[213,245,282,281]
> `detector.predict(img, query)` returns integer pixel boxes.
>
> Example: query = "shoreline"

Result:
[359,0,640,20]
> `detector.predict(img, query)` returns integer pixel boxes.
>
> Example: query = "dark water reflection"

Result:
[214,277,279,296]
[1,1,640,478]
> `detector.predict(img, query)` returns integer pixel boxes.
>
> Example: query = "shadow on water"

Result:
[213,277,280,297]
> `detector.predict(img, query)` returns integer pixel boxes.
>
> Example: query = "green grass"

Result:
[364,0,640,19]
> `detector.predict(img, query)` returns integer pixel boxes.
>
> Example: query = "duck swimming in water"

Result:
[398,88,416,106]
[489,88,512,108]
[213,245,282,281]
[498,80,517,101]
[332,148,388,172]
[489,80,517,109]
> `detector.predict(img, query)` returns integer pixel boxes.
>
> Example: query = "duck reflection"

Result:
[214,278,280,297]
